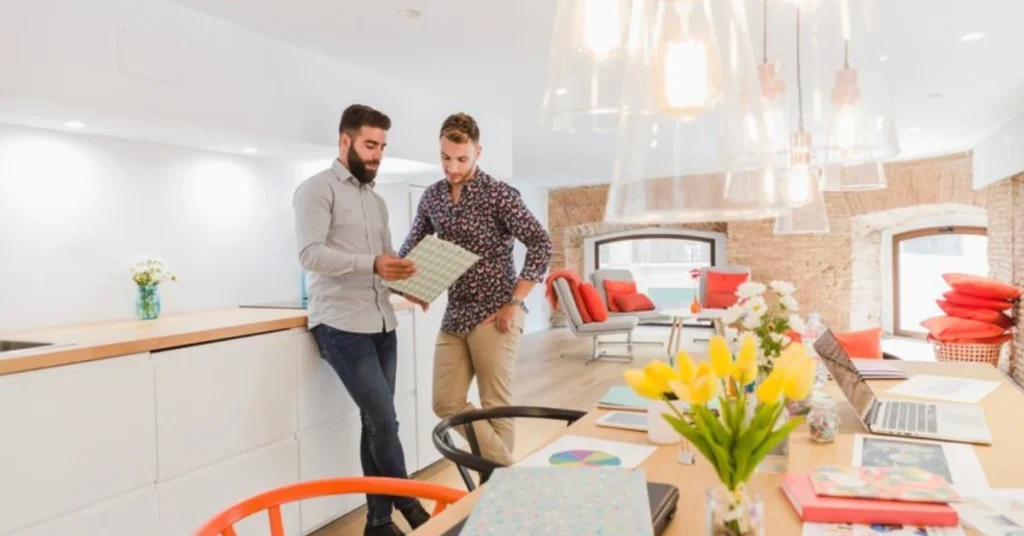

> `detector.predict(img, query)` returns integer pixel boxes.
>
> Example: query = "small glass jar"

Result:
[807,393,839,443]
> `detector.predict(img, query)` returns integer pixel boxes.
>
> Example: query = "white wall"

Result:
[973,112,1024,188]
[0,0,513,177]
[0,123,305,331]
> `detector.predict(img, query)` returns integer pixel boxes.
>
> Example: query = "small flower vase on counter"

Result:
[707,485,764,536]
[130,255,176,320]
[136,284,161,320]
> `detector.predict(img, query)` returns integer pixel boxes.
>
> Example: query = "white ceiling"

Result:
[169,0,1024,186]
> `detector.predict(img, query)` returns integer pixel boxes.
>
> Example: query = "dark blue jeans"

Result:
[311,324,416,527]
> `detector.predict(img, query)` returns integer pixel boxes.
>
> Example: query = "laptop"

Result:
[813,330,992,445]
[440,481,680,536]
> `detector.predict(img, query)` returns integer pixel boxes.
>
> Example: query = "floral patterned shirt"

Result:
[399,168,552,333]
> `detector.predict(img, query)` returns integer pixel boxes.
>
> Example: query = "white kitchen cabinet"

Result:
[153,329,299,480]
[413,302,444,471]
[395,310,416,396]
[11,485,160,536]
[396,390,418,473]
[297,417,363,533]
[296,330,356,431]
[157,437,300,536]
[0,353,156,535]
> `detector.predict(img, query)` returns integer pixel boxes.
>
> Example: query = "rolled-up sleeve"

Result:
[498,185,552,283]
[293,179,375,276]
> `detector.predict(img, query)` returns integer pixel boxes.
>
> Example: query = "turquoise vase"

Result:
[136,284,161,320]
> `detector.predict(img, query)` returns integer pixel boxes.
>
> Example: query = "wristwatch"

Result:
[508,297,523,308]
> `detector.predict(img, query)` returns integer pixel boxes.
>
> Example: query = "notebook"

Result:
[782,473,959,526]
[456,466,655,535]
[851,359,908,380]
[810,465,961,503]
[383,234,480,303]
[598,386,651,411]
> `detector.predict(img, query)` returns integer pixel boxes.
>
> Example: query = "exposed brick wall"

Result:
[984,173,1023,380]
[547,154,1022,379]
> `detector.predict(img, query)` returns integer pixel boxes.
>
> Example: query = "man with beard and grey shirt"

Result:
[293,104,430,536]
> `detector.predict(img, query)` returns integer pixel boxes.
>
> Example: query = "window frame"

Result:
[891,225,987,339]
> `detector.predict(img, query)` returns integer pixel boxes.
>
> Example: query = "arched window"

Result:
[892,226,988,338]
[594,233,717,310]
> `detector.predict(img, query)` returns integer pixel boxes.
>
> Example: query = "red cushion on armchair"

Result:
[704,271,749,309]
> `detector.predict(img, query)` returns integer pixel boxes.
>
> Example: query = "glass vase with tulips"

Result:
[624,335,816,536]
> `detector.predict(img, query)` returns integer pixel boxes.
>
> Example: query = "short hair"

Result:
[339,104,391,136]
[440,112,480,144]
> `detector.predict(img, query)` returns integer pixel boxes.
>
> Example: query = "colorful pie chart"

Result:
[547,449,622,467]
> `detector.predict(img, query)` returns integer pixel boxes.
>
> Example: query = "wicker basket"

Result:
[931,340,1004,366]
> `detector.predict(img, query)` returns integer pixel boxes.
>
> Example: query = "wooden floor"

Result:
[310,325,683,535]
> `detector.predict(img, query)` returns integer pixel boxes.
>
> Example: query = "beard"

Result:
[348,145,379,184]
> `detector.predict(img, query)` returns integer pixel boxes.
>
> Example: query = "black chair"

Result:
[432,406,586,491]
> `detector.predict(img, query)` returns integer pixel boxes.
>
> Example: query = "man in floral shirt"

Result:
[399,113,552,464]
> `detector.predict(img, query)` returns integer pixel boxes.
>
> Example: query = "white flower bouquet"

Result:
[721,280,805,377]
[131,256,177,287]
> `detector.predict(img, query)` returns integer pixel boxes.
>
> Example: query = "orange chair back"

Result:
[193,477,467,536]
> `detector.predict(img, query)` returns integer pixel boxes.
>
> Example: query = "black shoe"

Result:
[400,502,431,529]
[364,521,404,536]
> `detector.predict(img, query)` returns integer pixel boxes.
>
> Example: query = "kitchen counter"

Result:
[0,296,415,376]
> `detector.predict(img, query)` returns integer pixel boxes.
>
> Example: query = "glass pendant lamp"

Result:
[823,0,899,164]
[539,0,637,133]
[822,160,886,191]
[774,169,831,234]
[604,0,790,224]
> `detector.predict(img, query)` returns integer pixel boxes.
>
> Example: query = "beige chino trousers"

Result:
[432,307,525,465]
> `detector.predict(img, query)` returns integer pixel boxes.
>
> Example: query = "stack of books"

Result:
[782,465,961,526]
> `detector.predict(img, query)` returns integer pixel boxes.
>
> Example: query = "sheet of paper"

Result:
[952,490,1024,536]
[801,522,965,536]
[383,234,479,303]
[515,434,657,469]
[851,434,991,496]
[886,375,1000,404]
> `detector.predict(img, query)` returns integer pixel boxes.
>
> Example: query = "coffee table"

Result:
[659,308,727,359]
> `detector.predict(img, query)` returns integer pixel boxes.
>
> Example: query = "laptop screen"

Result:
[813,331,877,423]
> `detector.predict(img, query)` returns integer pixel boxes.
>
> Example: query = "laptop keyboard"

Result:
[883,401,938,434]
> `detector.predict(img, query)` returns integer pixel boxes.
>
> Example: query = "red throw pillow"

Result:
[943,290,1012,312]
[578,283,608,322]
[602,280,637,313]
[704,271,749,309]
[943,273,1022,301]
[614,293,656,313]
[833,327,884,359]
[920,316,1006,342]
[936,299,1013,329]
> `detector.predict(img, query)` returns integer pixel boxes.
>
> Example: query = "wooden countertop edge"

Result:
[0,315,309,376]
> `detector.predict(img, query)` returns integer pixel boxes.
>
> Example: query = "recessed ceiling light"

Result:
[64,121,85,129]
[906,126,921,132]
[555,87,568,96]
[927,93,942,99]
[242,147,259,154]
[397,8,421,20]
[960,32,984,42]
[879,55,888,62]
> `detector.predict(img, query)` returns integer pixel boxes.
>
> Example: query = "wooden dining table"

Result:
[411,361,1024,535]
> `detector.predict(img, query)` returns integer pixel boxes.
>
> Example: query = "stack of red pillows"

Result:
[921,273,1020,345]
[602,279,657,315]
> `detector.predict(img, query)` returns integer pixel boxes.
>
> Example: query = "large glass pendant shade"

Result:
[539,0,637,133]
[774,168,831,234]
[822,160,886,191]
[606,0,784,224]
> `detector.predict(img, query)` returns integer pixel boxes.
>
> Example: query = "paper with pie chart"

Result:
[515,434,657,469]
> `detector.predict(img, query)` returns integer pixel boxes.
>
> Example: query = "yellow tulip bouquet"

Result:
[624,334,816,536]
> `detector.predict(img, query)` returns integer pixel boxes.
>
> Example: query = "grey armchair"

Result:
[553,278,639,365]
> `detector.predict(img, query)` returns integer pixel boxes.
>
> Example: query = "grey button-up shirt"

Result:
[293,159,397,334]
